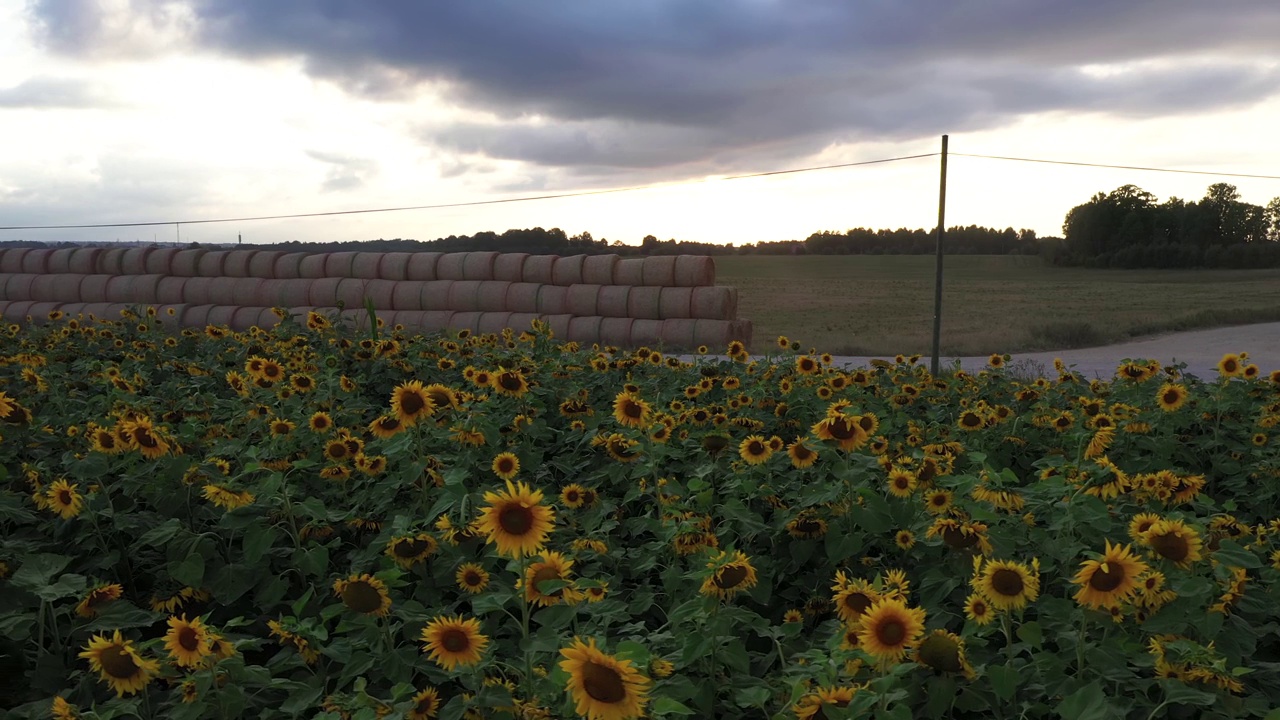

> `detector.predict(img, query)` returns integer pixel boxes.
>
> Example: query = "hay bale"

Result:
[202,277,237,306]
[690,286,736,320]
[116,247,152,275]
[156,276,188,304]
[248,250,284,278]
[47,248,76,273]
[476,311,514,334]
[567,316,604,344]
[406,252,442,281]
[0,300,35,322]
[582,255,618,285]
[273,253,306,279]
[196,250,227,277]
[435,253,468,280]
[673,255,715,286]
[595,285,631,318]
[448,311,484,332]
[0,249,26,274]
[418,310,457,332]
[545,313,573,339]
[476,281,511,312]
[351,252,384,279]
[658,318,698,349]
[145,248,180,275]
[729,318,754,347]
[26,302,63,324]
[566,284,602,316]
[31,274,72,302]
[206,305,238,328]
[506,312,543,334]
[153,304,187,330]
[230,306,265,332]
[308,277,343,307]
[420,281,454,311]
[641,256,678,287]
[462,251,499,280]
[2,274,35,301]
[68,248,102,274]
[536,285,568,314]
[334,278,368,308]
[493,253,529,281]
[504,282,541,313]
[599,317,634,347]
[103,276,136,303]
[97,247,127,275]
[613,257,645,286]
[448,280,483,312]
[78,275,111,303]
[631,319,663,346]
[222,250,255,278]
[659,287,694,319]
[183,277,215,305]
[181,305,214,328]
[522,255,557,284]
[364,279,398,310]
[298,253,329,278]
[378,252,413,280]
[391,281,424,311]
[272,279,314,308]
[325,252,359,278]
[171,249,207,277]
[627,286,663,320]
[21,248,54,274]
[551,254,586,286]
[690,319,734,349]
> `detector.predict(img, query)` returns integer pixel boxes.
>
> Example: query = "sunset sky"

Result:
[3,1,1279,247]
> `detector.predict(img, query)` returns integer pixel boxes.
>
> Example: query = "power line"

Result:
[952,152,1280,181]
[0,152,940,231]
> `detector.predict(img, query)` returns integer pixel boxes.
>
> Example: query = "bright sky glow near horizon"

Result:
[3,1,1280,247]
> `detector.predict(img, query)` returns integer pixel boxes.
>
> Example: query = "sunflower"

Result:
[456,563,490,594]
[309,412,334,433]
[786,439,818,469]
[51,696,78,720]
[894,530,916,550]
[923,488,953,515]
[89,427,122,454]
[202,484,254,510]
[123,416,169,459]
[1217,353,1243,377]
[858,597,926,662]
[491,451,520,481]
[1143,519,1203,568]
[79,630,160,697]
[369,414,405,439]
[408,686,441,720]
[832,578,880,625]
[738,435,773,465]
[957,409,986,431]
[612,392,651,429]
[76,583,124,618]
[1127,513,1162,543]
[420,615,489,671]
[163,615,212,668]
[1072,540,1149,609]
[474,480,556,557]
[523,551,580,607]
[786,513,828,540]
[45,479,84,520]
[424,384,462,412]
[914,630,975,679]
[386,533,439,569]
[886,467,917,498]
[974,557,1040,611]
[1156,383,1188,412]
[964,593,994,625]
[559,637,651,720]
[700,550,759,600]
[561,484,587,508]
[794,686,859,720]
[492,369,529,397]
[391,380,435,426]
[812,414,869,452]
[268,418,295,437]
[332,573,392,617]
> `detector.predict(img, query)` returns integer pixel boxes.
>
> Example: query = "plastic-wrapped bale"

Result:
[448,311,484,332]
[170,249,207,277]
[248,250,284,279]
[595,285,631,318]
[1,274,36,301]
[545,313,573,340]
[68,247,102,275]
[493,253,529,282]
[674,255,716,287]
[582,255,618,285]
[659,287,694,319]
[566,284,602,316]
[419,281,454,311]
[476,311,515,335]
[155,277,189,304]
[599,317,634,347]
[406,252,442,281]
[521,255,557,284]
[631,319,664,347]
[378,252,413,281]
[196,250,227,277]
[78,275,111,303]
[627,286,663,320]
[298,253,329,278]
[0,248,26,274]
[613,257,645,286]
[503,282,541,314]
[641,256,678,287]
[475,281,511,312]
[506,312,543,335]
[691,286,737,320]
[47,248,77,273]
[567,316,604,344]
[551,254,587,286]
[658,318,699,349]
[462,251,499,280]
[30,275,73,302]
[363,279,398,310]
[273,253,307,279]
[222,250,257,278]
[391,281,423,311]
[448,280,484,312]
[536,285,568,314]
[350,252,384,279]
[144,248,180,275]
[325,252,359,278]
[435,252,468,280]
[182,276,216,305]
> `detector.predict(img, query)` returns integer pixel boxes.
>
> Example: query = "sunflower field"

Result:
[2,306,1280,720]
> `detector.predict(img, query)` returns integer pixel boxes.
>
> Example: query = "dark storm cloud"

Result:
[0,76,117,109]
[24,0,1280,174]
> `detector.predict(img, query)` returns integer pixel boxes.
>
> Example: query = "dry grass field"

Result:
[716,254,1280,356]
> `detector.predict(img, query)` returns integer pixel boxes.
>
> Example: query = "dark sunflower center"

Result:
[918,635,963,672]
[394,539,431,558]
[135,428,158,448]
[941,526,977,549]
[566,490,581,502]
[400,391,425,415]
[415,696,437,713]
[930,494,947,507]
[464,570,483,586]
[990,568,1025,597]
[1224,360,1237,372]
[714,564,748,589]
[796,518,821,534]
[178,626,201,651]
[875,619,906,647]
[843,592,873,616]
[623,400,642,419]
[1088,563,1125,592]
[893,476,910,489]
[440,628,470,653]
[327,444,347,459]
[962,413,981,427]
[342,581,383,613]
[747,441,765,456]
[531,566,564,595]
[499,373,522,391]
[793,445,813,460]
[379,418,400,431]
[1163,391,1180,404]
[498,504,534,535]
[100,644,141,679]
[264,365,281,378]
[581,661,627,703]
[498,458,515,474]
[1150,532,1189,562]
[826,418,858,441]
[57,489,73,505]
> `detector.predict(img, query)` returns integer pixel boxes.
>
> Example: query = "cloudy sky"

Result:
[3,0,1280,247]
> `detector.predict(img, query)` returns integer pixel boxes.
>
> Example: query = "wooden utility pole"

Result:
[930,135,949,376]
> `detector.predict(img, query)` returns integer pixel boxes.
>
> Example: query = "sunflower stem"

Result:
[519,555,534,696]
[1076,616,1087,674]
[1001,612,1015,659]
